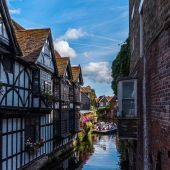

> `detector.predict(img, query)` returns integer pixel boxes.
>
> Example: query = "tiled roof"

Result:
[15,29,50,63]
[80,86,92,93]
[106,96,114,102]
[95,98,100,103]
[71,66,80,82]
[55,50,61,58]
[96,96,114,103]
[55,57,70,77]
[12,20,25,30]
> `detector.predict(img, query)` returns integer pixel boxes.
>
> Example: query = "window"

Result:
[118,79,137,117]
[40,70,52,95]
[25,117,40,142]
[32,70,39,94]
[2,57,13,73]
[140,9,144,57]
[61,80,69,101]
[75,86,80,102]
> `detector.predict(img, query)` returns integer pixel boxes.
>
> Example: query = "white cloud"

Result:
[9,8,21,15]
[63,28,86,40]
[56,28,87,41]
[83,52,91,58]
[54,40,77,58]
[7,0,22,15]
[83,62,112,84]
[82,48,118,58]
[54,28,86,58]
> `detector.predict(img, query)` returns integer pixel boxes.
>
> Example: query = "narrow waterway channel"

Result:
[45,134,123,170]
[82,135,120,170]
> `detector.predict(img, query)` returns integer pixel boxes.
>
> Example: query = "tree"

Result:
[90,89,97,110]
[111,37,130,96]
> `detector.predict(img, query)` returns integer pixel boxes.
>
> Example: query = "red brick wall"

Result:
[146,27,170,170]
[129,0,170,169]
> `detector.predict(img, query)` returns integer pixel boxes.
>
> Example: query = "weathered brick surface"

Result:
[146,27,170,170]
[129,0,170,169]
[129,0,140,73]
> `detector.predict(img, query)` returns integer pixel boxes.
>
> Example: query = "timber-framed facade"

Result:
[0,1,83,170]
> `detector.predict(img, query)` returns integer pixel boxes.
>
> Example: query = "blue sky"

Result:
[7,0,129,97]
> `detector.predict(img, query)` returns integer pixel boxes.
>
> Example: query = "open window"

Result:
[118,78,137,118]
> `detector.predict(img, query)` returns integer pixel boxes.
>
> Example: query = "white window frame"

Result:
[118,79,137,117]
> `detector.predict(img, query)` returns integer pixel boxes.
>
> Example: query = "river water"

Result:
[52,134,122,170]
[82,135,120,170]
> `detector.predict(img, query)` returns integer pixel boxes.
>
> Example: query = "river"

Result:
[49,134,123,170]
[82,135,120,170]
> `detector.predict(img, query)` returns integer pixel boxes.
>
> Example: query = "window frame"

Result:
[40,70,53,95]
[118,79,137,118]
[25,117,40,143]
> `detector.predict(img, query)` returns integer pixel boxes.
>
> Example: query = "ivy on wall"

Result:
[111,37,130,96]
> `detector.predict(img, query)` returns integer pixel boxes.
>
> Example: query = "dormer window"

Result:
[0,20,9,43]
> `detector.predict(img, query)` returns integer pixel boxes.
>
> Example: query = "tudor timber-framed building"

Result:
[70,66,83,133]
[0,1,83,169]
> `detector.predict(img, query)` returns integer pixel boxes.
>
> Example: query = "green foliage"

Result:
[111,37,130,96]
[90,89,97,110]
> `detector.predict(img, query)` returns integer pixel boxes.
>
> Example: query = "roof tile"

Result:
[55,57,69,77]
[71,66,80,82]
[15,29,50,63]
[80,86,92,93]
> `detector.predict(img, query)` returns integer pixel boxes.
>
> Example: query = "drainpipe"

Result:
[143,55,149,170]
[139,2,149,169]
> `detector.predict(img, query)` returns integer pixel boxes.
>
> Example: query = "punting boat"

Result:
[92,127,117,134]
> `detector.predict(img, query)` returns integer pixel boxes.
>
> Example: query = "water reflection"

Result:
[52,134,121,170]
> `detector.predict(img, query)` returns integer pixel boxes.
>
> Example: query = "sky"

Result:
[7,0,129,97]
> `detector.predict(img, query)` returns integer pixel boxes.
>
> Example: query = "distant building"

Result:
[96,96,117,120]
[80,86,92,114]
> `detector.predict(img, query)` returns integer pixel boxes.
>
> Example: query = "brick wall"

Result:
[146,27,170,170]
[129,0,170,169]
[129,0,140,73]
